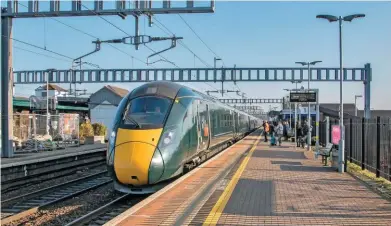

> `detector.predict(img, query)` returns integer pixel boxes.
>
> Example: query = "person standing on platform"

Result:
[269,122,276,146]
[296,122,303,147]
[302,120,309,148]
[283,121,288,141]
[263,121,270,142]
[276,121,284,146]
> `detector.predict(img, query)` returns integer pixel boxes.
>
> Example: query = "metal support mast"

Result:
[1,8,13,157]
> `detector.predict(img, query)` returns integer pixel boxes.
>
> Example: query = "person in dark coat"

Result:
[269,122,275,136]
[302,120,309,147]
[296,122,303,147]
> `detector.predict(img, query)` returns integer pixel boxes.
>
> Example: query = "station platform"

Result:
[1,143,106,168]
[106,129,391,226]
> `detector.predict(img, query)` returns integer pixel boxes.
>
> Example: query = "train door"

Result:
[206,104,211,148]
[232,111,237,138]
[231,110,235,137]
[237,112,241,136]
[197,101,210,152]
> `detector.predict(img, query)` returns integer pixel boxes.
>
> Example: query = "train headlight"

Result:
[159,129,176,149]
[163,131,174,145]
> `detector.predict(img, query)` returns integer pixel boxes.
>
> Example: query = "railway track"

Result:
[1,148,106,193]
[1,171,112,225]
[65,194,146,226]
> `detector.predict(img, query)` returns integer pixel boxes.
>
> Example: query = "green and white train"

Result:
[106,81,262,194]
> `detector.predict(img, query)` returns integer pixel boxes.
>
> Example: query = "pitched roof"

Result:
[36,83,67,92]
[105,85,129,97]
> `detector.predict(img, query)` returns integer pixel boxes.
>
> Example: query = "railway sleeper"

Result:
[1,174,112,225]
[1,160,105,192]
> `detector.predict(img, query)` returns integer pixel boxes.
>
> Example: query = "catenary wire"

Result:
[152,20,237,98]
[151,17,237,98]
[14,46,72,63]
[177,14,221,59]
[152,17,212,68]
[80,3,172,68]
[17,2,149,67]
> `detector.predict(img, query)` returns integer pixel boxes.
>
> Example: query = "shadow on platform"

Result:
[222,179,391,219]
[271,160,302,165]
[224,179,274,216]
[280,165,335,172]
[252,150,307,160]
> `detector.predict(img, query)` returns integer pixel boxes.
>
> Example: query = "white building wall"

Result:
[90,101,116,140]
[35,90,56,98]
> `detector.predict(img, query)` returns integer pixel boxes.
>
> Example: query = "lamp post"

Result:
[355,95,362,116]
[317,13,365,173]
[295,61,322,151]
[291,81,302,146]
[283,89,292,127]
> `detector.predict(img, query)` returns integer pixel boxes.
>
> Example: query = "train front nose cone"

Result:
[114,142,156,186]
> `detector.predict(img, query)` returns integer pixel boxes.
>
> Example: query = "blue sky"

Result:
[7,1,391,110]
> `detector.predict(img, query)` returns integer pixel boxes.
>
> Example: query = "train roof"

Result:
[129,82,261,120]
[129,81,183,100]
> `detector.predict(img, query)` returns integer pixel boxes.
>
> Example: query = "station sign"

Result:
[289,92,317,103]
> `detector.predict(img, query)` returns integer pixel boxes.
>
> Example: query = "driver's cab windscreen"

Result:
[122,96,172,129]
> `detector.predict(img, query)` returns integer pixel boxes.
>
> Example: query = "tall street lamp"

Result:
[295,61,322,151]
[355,95,362,116]
[317,13,365,173]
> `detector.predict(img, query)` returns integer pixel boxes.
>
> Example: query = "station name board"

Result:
[290,92,317,103]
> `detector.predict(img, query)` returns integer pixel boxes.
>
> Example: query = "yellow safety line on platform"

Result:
[203,134,262,226]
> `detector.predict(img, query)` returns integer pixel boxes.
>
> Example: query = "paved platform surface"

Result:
[1,143,106,167]
[106,130,391,226]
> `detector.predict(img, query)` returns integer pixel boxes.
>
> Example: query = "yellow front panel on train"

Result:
[114,128,162,186]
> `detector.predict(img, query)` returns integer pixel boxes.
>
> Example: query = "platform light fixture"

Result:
[316,13,365,173]
[295,61,322,151]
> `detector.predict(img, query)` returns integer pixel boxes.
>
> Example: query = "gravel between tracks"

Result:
[2,164,106,200]
[3,183,125,226]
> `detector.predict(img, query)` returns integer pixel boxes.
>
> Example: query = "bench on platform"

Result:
[316,143,333,166]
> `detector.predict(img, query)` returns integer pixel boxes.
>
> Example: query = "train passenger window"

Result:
[122,96,172,128]
[164,96,192,128]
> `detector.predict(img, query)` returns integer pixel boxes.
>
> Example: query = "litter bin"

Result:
[330,149,339,171]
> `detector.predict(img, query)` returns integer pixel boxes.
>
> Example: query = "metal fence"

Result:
[13,113,80,152]
[319,116,391,181]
